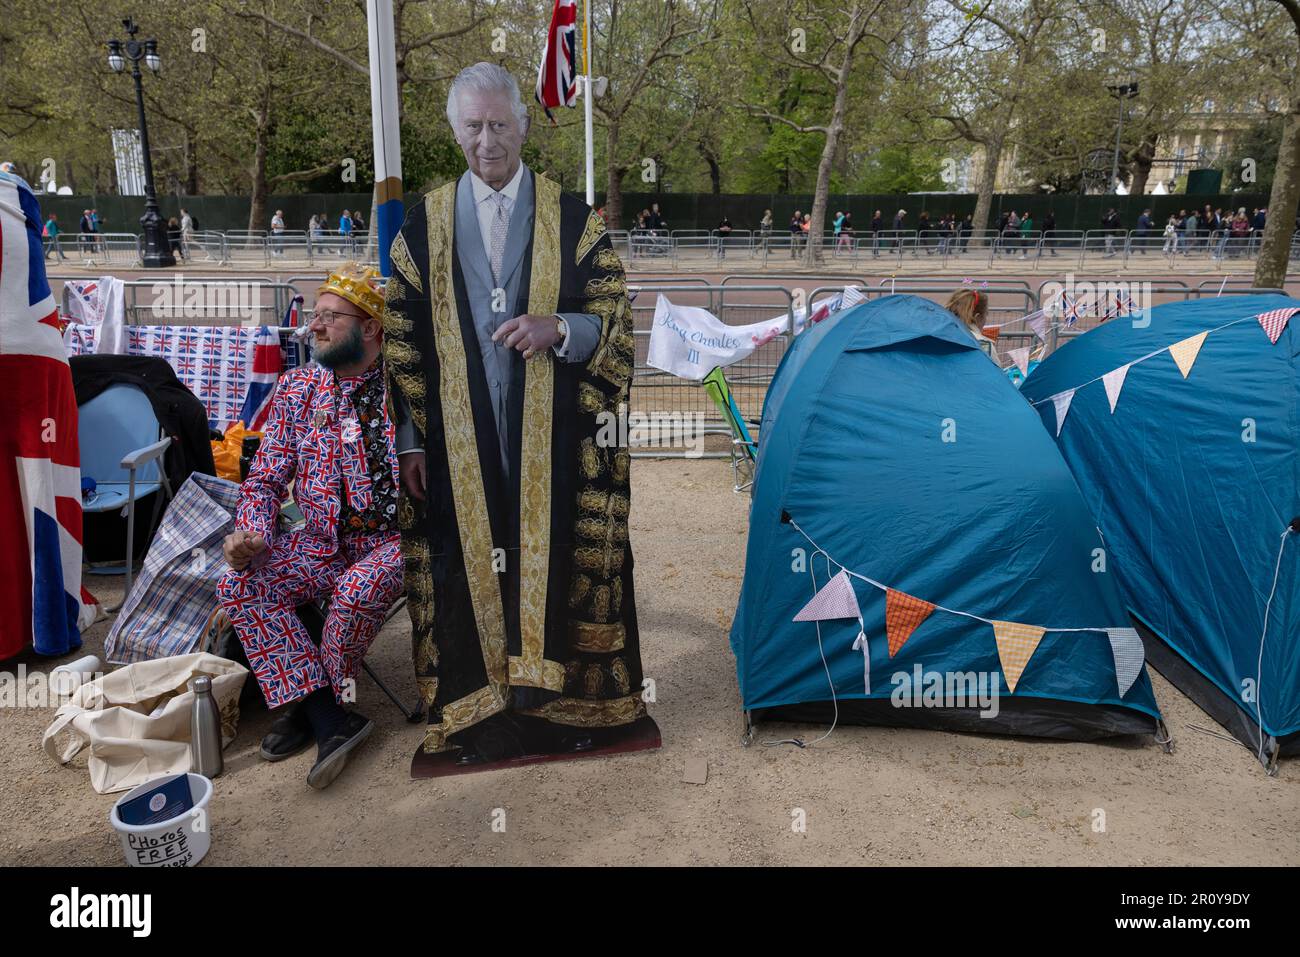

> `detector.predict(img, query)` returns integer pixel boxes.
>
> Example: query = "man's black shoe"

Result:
[560,732,597,753]
[306,712,374,789]
[454,713,527,765]
[259,703,312,762]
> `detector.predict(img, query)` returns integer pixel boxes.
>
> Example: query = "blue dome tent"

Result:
[1021,294,1300,769]
[730,295,1162,742]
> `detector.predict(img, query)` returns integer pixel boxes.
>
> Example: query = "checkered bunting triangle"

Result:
[1106,627,1144,697]
[990,620,1047,693]
[1168,331,1209,379]
[885,588,935,657]
[793,569,861,622]
[1256,307,1299,345]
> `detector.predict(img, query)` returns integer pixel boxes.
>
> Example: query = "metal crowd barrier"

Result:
[712,228,754,260]
[180,231,229,264]
[48,273,302,327]
[606,229,632,260]
[670,229,717,262]
[627,229,672,264]
[48,232,142,267]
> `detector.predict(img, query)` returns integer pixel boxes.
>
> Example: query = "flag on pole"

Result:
[536,0,579,125]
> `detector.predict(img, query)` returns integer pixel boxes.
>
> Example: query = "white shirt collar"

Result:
[470,162,525,206]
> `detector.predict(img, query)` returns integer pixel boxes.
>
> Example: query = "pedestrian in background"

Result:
[43,213,65,260]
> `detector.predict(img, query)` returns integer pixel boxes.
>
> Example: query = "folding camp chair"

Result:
[78,384,174,610]
[702,367,759,494]
[298,595,425,723]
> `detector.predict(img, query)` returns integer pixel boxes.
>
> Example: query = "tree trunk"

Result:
[184,129,199,195]
[971,134,1003,246]
[1254,104,1300,289]
[62,159,76,195]
[804,124,838,266]
[248,118,269,234]
[1128,132,1159,197]
[700,144,721,195]
[804,57,855,266]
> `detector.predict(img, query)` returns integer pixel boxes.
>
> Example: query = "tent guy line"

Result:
[787,518,1127,636]
[761,549,844,751]
[1255,525,1293,768]
[1025,315,1255,408]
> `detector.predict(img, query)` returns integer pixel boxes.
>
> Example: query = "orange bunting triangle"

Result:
[991,620,1046,693]
[885,588,935,657]
[981,326,1001,342]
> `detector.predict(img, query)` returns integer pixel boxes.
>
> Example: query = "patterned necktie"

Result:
[489,191,510,283]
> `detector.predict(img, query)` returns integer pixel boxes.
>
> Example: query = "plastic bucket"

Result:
[109,772,213,867]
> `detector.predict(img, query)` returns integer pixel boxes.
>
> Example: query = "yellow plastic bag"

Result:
[211,422,262,483]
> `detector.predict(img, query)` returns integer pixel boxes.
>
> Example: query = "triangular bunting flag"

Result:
[982,325,1001,342]
[1256,307,1299,344]
[1028,312,1048,341]
[1052,390,1074,437]
[1168,331,1208,379]
[793,569,861,622]
[1105,627,1144,698]
[1008,346,1031,376]
[991,620,1046,693]
[1102,363,1130,413]
[885,588,935,657]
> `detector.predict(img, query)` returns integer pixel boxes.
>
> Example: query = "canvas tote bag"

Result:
[42,652,248,794]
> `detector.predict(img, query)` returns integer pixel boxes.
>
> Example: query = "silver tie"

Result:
[489,192,509,284]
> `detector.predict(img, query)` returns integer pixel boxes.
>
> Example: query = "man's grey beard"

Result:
[313,324,365,369]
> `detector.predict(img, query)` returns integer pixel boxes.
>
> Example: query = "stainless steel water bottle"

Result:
[190,676,223,778]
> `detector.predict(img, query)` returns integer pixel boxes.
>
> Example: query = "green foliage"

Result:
[1218,115,1283,193]
[854,145,946,193]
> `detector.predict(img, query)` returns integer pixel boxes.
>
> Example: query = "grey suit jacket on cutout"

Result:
[394,167,601,472]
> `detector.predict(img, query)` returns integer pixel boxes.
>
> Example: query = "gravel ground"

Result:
[1,458,1295,866]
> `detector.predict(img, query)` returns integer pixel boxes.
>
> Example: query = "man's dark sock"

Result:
[302,687,347,744]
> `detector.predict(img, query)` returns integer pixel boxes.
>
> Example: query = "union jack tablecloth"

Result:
[65,323,285,431]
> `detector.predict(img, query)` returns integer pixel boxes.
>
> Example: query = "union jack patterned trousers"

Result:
[216,528,403,710]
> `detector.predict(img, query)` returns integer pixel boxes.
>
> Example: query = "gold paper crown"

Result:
[318,262,384,321]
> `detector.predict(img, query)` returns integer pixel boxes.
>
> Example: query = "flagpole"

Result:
[366,0,403,277]
[583,0,595,207]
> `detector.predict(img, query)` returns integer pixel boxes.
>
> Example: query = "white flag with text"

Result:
[647,294,786,381]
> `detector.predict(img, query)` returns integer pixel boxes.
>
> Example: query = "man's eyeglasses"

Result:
[309,308,368,327]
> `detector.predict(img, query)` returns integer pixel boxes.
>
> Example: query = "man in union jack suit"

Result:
[217,264,402,789]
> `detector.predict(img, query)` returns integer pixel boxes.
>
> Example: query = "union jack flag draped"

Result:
[238,324,282,431]
[535,0,579,124]
[0,172,95,660]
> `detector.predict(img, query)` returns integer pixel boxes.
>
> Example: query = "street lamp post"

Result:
[1106,80,1139,195]
[107,17,174,268]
